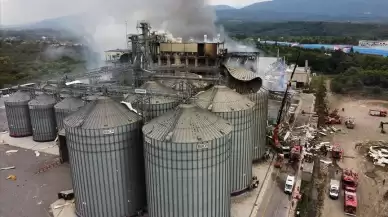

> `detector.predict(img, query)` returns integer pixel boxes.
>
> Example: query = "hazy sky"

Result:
[0,0,269,25]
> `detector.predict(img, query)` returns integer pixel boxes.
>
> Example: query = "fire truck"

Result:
[331,143,344,159]
[369,109,387,117]
[344,186,357,216]
[342,169,358,189]
[290,144,302,162]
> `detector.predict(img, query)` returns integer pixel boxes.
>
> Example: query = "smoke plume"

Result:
[3,0,256,66]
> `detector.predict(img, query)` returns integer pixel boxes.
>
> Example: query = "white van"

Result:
[284,175,295,194]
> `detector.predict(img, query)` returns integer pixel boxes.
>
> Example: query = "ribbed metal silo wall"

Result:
[218,109,253,194]
[246,88,269,161]
[65,123,147,217]
[144,136,232,217]
[29,106,57,141]
[55,109,70,131]
[5,101,32,137]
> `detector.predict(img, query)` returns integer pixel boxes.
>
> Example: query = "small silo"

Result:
[245,87,269,161]
[64,96,146,217]
[143,104,233,217]
[4,91,33,137]
[193,85,255,194]
[54,97,85,131]
[124,81,178,120]
[28,94,57,142]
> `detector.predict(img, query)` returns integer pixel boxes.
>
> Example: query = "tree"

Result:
[314,76,328,127]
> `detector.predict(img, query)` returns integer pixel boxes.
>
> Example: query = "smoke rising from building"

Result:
[3,0,257,67]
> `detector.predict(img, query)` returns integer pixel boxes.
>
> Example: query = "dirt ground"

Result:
[321,92,388,217]
[0,144,72,217]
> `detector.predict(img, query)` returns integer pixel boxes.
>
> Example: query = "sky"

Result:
[0,0,270,25]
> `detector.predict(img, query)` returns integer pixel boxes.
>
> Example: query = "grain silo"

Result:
[54,97,85,131]
[160,71,209,94]
[4,91,33,137]
[143,104,233,217]
[245,87,269,161]
[124,81,178,120]
[193,85,255,194]
[28,94,57,142]
[64,96,146,217]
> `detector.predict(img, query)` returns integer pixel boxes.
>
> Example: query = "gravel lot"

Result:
[0,144,72,217]
[321,93,388,217]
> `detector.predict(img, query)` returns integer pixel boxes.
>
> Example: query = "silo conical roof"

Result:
[143,104,232,143]
[194,85,254,112]
[125,81,177,104]
[5,91,31,103]
[160,71,208,90]
[28,94,56,106]
[64,96,141,129]
[54,97,84,111]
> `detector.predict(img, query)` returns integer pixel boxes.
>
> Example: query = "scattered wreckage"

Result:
[366,141,388,167]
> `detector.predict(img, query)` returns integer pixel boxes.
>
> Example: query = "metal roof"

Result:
[193,85,254,112]
[28,94,56,106]
[54,97,84,110]
[64,96,141,129]
[160,71,208,90]
[5,91,31,103]
[142,104,232,143]
[224,65,258,81]
[125,81,177,104]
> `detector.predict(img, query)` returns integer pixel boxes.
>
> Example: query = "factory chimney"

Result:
[304,60,308,72]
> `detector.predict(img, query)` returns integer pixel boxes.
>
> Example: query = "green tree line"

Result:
[220,21,388,43]
[0,41,86,88]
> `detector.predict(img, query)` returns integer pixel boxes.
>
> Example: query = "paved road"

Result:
[256,169,292,217]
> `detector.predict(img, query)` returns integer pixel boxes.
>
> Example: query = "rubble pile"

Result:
[364,141,388,167]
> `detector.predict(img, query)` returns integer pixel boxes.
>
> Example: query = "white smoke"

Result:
[2,0,258,66]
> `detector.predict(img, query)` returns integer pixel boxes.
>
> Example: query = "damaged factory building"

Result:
[0,20,303,217]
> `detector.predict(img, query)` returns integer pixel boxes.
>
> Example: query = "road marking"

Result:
[261,169,280,217]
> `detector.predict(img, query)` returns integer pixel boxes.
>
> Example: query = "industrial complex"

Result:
[0,21,304,217]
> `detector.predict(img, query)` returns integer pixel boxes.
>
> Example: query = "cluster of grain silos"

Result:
[2,74,270,217]
[4,91,60,142]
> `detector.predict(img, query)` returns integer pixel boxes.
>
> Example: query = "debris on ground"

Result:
[35,150,40,157]
[6,174,16,180]
[0,166,15,170]
[58,189,74,200]
[5,149,18,155]
[50,199,76,217]
[366,141,388,167]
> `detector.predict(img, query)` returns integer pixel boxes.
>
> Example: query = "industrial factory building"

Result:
[0,21,298,217]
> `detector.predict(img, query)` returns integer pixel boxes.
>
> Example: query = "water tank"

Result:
[143,104,233,217]
[4,91,33,137]
[193,85,255,194]
[28,94,57,142]
[54,97,84,131]
[244,87,269,161]
[64,96,146,217]
[124,81,178,120]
